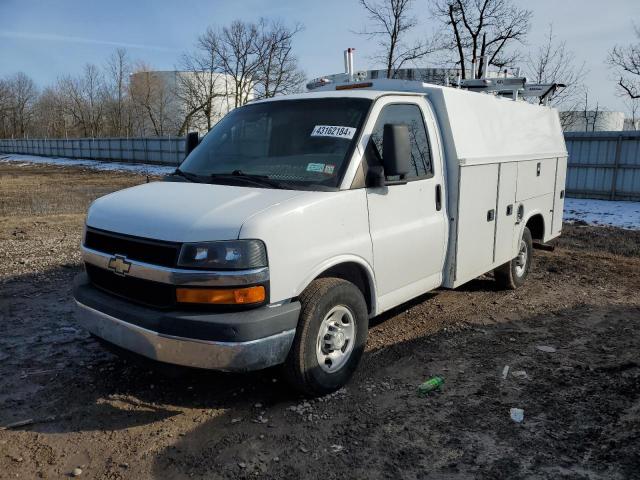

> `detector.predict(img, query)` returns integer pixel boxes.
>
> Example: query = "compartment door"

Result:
[551,156,567,236]
[455,164,499,284]
[515,158,556,201]
[494,163,518,266]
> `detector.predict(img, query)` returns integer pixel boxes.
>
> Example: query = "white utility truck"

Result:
[74,74,567,395]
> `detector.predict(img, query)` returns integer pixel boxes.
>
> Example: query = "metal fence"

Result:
[565,131,640,201]
[0,137,186,165]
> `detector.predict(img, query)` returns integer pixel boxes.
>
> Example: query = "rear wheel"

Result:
[494,227,533,289]
[283,277,368,396]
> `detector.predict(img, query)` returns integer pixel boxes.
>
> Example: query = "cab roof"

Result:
[251,88,392,103]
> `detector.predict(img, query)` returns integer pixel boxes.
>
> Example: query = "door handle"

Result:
[516,204,524,224]
[487,209,495,222]
[435,184,442,211]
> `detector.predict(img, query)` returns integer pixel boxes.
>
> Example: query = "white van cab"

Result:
[74,77,567,395]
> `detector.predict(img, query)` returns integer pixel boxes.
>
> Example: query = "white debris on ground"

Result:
[564,198,640,230]
[509,408,525,423]
[2,153,639,230]
[0,153,175,176]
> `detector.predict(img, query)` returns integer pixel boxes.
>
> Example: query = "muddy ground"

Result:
[0,161,639,480]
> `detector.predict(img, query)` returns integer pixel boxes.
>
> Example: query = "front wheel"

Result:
[494,227,533,289]
[283,277,368,396]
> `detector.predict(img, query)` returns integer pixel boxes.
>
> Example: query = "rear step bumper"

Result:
[533,242,555,251]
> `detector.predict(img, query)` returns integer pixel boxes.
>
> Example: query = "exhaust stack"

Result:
[344,48,355,80]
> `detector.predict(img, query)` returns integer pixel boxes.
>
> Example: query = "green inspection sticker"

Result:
[306,163,325,172]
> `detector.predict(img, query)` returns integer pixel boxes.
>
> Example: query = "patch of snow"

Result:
[0,153,175,176]
[564,198,640,230]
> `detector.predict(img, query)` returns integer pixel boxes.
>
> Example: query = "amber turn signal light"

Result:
[176,286,266,305]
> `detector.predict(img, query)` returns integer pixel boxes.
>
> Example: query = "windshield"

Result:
[179,98,372,190]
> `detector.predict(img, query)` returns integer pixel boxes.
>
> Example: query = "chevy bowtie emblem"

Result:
[108,254,132,276]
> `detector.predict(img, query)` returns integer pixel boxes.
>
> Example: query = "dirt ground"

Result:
[1,161,639,480]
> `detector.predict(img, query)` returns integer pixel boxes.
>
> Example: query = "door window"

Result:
[370,104,433,179]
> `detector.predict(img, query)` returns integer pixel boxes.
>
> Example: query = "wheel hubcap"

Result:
[316,305,356,373]
[515,240,528,277]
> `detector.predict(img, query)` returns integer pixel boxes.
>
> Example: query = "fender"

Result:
[295,254,378,317]
[517,207,547,247]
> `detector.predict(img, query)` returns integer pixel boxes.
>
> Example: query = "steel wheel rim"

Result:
[316,305,356,373]
[515,240,528,277]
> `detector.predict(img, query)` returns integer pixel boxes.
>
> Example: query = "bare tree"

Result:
[0,78,10,138]
[129,66,177,136]
[254,20,305,99]
[624,97,640,130]
[177,35,227,134]
[357,0,437,78]
[209,21,263,108]
[525,24,586,128]
[194,19,304,109]
[31,86,67,137]
[580,88,605,132]
[608,24,640,100]
[432,0,531,79]
[58,64,106,137]
[105,48,133,136]
[4,72,38,137]
[559,87,610,132]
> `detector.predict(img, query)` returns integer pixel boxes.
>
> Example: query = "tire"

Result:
[494,227,533,290]
[283,277,369,397]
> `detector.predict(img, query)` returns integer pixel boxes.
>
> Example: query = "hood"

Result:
[86,181,305,242]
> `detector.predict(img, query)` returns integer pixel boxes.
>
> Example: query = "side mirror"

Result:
[368,165,386,188]
[185,131,200,157]
[382,124,411,177]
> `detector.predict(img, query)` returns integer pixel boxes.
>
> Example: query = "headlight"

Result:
[177,240,267,270]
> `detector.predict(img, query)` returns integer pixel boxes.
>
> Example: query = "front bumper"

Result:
[73,274,300,371]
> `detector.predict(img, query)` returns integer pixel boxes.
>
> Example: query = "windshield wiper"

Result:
[209,170,288,189]
[172,168,205,183]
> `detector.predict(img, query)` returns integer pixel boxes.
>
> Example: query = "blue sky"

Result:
[0,0,638,112]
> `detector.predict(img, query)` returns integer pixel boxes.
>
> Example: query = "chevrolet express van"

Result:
[74,78,567,395]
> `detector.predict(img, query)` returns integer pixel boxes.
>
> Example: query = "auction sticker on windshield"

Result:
[311,125,356,139]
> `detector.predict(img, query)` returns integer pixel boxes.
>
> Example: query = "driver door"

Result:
[364,96,447,313]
